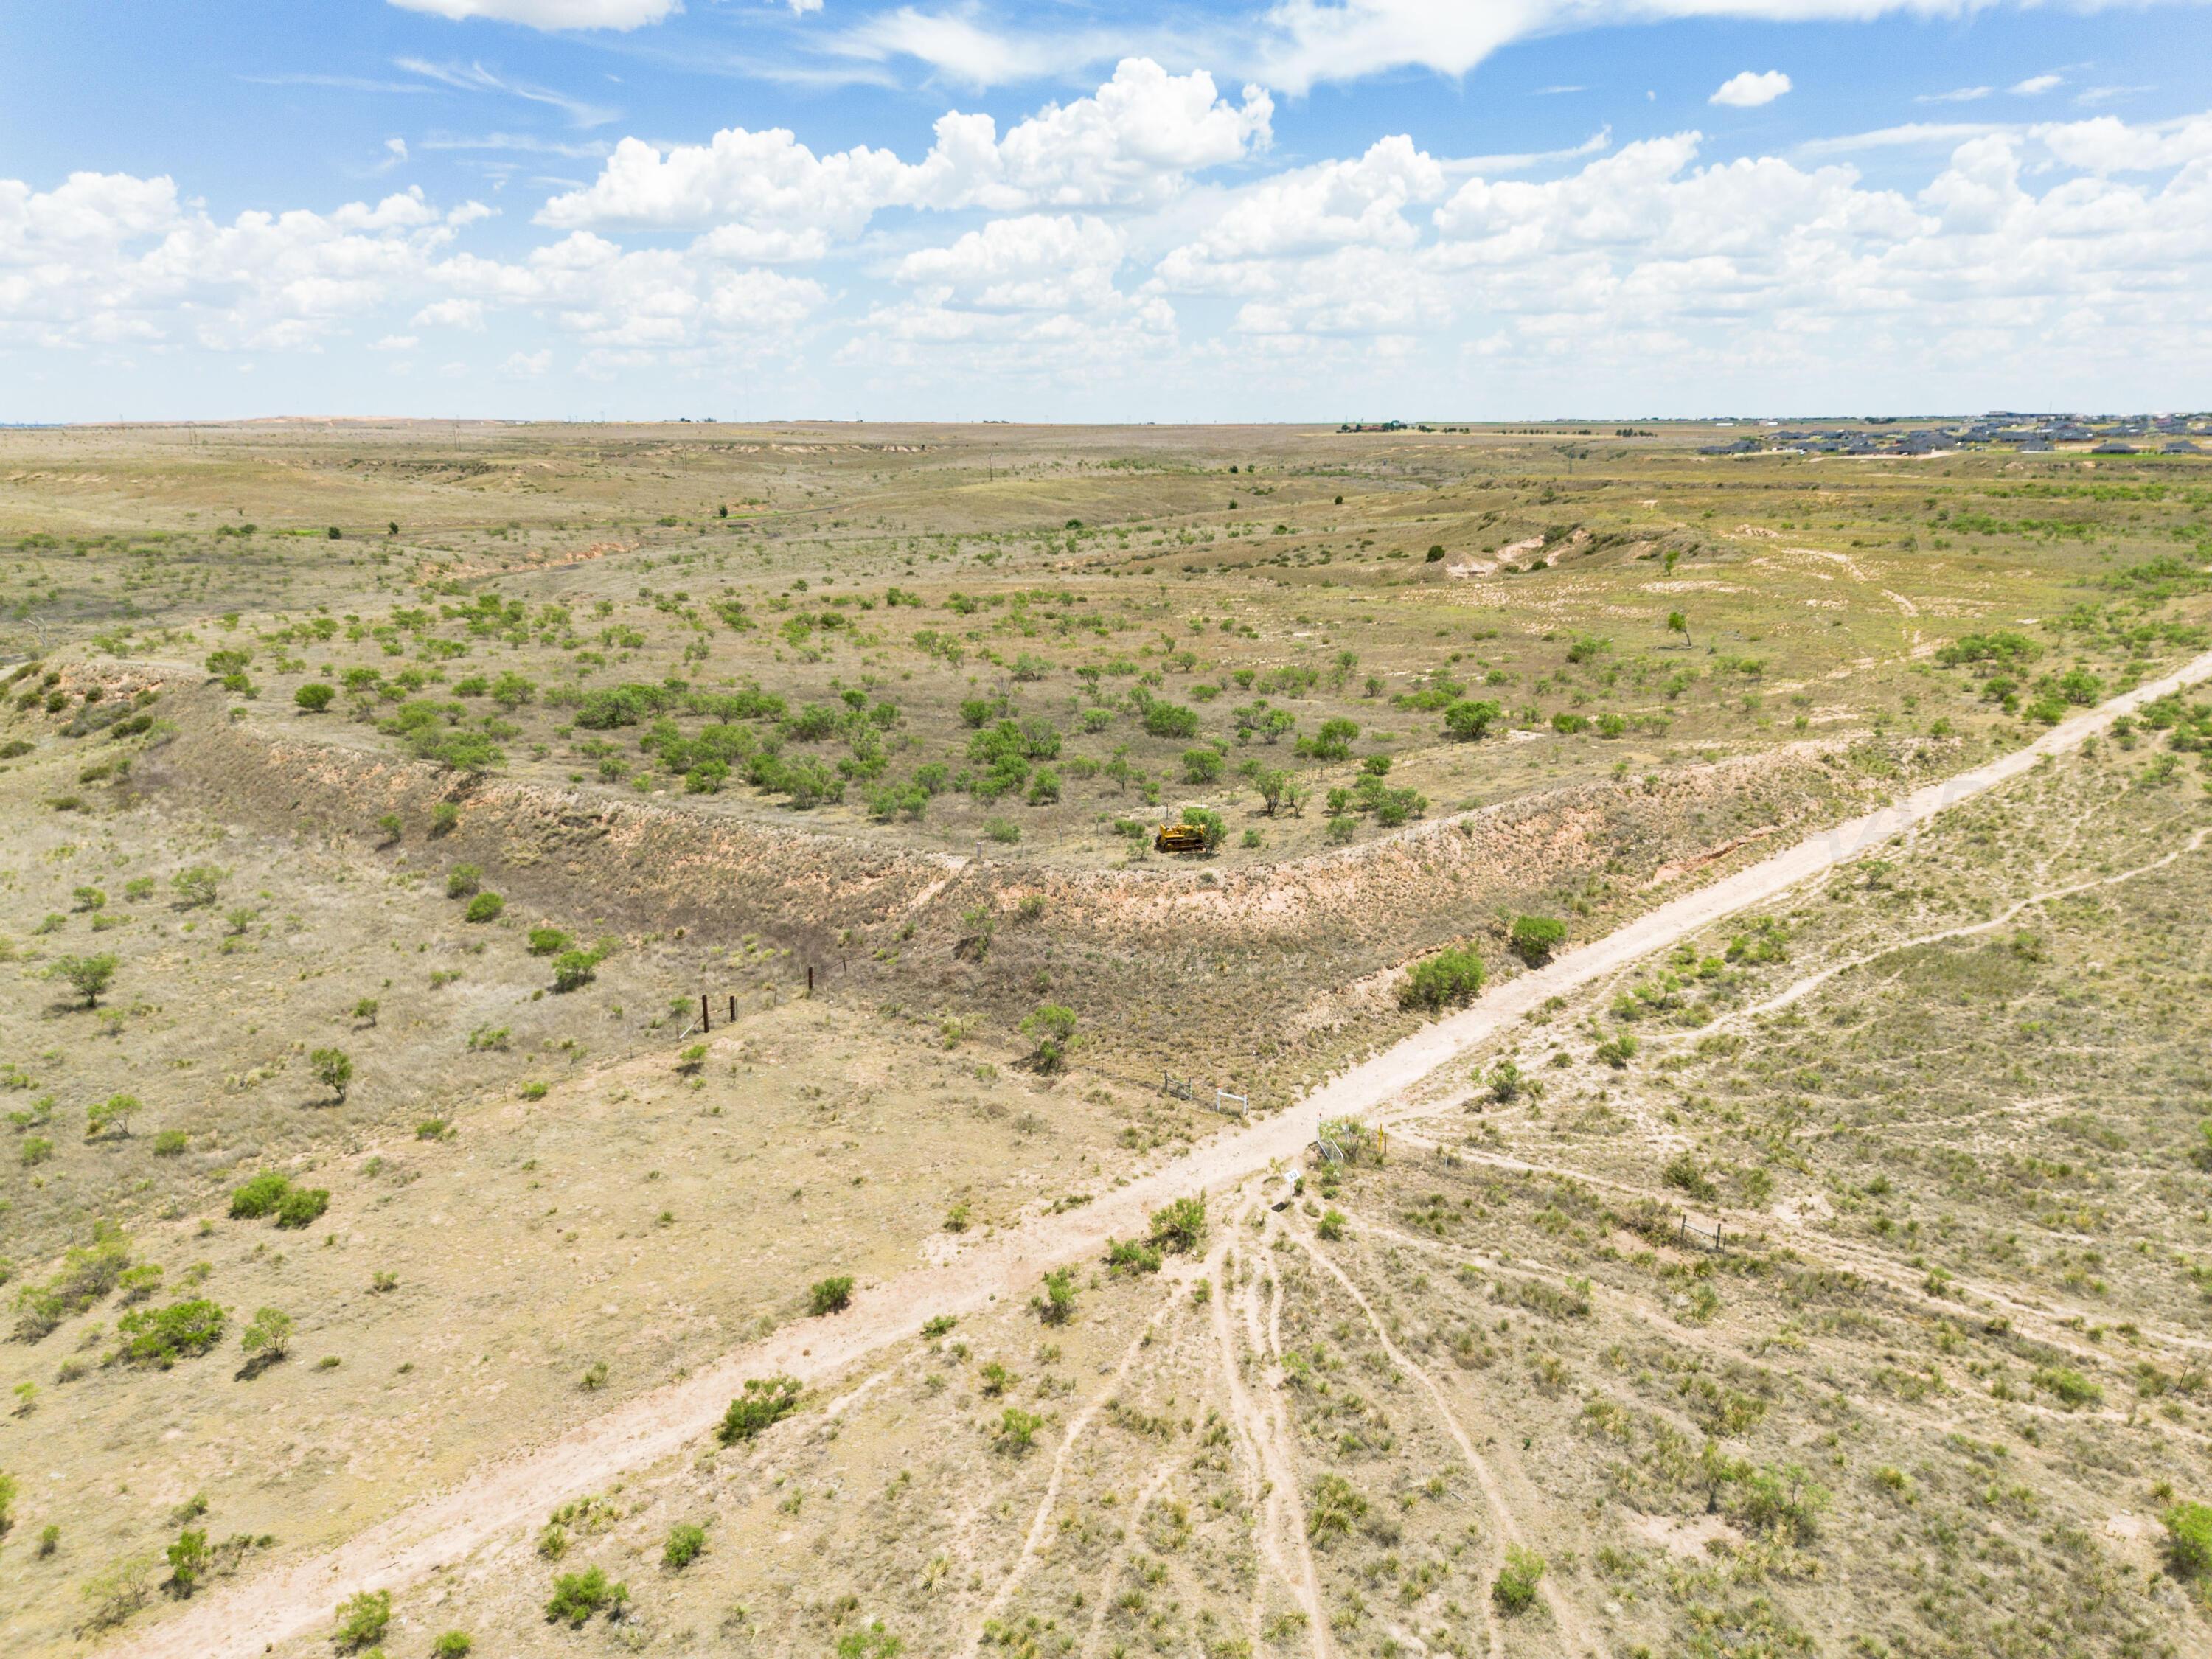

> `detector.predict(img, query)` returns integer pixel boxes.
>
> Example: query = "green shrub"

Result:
[445,863,482,900]
[1508,915,1567,965]
[171,864,227,908]
[1442,698,1502,740]
[662,1523,706,1570]
[332,1589,391,1650]
[552,949,600,992]
[1307,1473,1368,1543]
[1142,701,1199,739]
[1106,1238,1162,1274]
[1325,815,1356,844]
[152,1128,189,1157]
[984,817,1020,844]
[114,1299,226,1367]
[1315,1208,1347,1242]
[717,1375,801,1444]
[1033,1267,1077,1326]
[431,1633,473,1659]
[1661,1150,1715,1201]
[463,892,504,923]
[2033,1366,2102,1408]
[810,1276,855,1315]
[1150,1194,1207,1253]
[1183,807,1227,852]
[546,1565,627,1626]
[275,1187,330,1229]
[2162,1500,2212,1579]
[996,1407,1044,1453]
[1594,1033,1638,1069]
[1182,748,1222,785]
[1492,1544,1545,1613]
[1399,945,1486,1011]
[293,684,335,712]
[229,1171,292,1219]
[1020,1004,1078,1072]
[528,926,572,956]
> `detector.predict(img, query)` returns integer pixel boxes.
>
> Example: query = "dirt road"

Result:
[105,647,2212,1658]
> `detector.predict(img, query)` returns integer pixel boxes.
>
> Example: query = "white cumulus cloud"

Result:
[535,58,1270,235]
[1711,70,1792,108]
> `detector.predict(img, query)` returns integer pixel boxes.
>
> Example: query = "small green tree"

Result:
[165,1527,213,1594]
[445,863,482,899]
[86,1093,139,1140]
[1508,916,1567,965]
[294,683,335,712]
[310,1048,352,1104]
[1020,1004,1079,1072]
[57,953,118,1008]
[2163,1500,2212,1579]
[996,1407,1044,1453]
[1442,698,1503,740]
[170,865,226,908]
[352,997,379,1028]
[717,1375,801,1444]
[1150,1194,1208,1254]
[810,1276,855,1315]
[1399,945,1486,1010]
[333,1588,392,1650]
[663,1523,706,1570]
[546,1566,627,1626]
[1033,1267,1077,1325]
[241,1306,293,1368]
[1668,610,1694,648]
[552,949,599,992]
[1492,1545,1545,1613]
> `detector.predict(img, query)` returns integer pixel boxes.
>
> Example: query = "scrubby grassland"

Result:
[0,421,2208,1657]
[159,730,2212,1659]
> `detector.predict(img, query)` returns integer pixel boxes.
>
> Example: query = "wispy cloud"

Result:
[418,131,616,157]
[1916,86,1992,104]
[1444,128,1612,175]
[240,72,435,94]
[1532,84,1586,96]
[2076,84,2150,106]
[2011,73,2063,95]
[1795,119,2014,156]
[395,57,620,126]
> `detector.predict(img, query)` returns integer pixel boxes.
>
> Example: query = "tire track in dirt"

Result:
[1213,1199,1330,1656]
[101,648,2212,1659]
[959,1274,1196,1658]
[1290,1225,1552,1659]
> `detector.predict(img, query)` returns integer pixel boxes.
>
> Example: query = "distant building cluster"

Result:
[1697,412,2210,458]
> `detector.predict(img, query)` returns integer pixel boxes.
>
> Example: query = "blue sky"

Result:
[3,0,2208,420]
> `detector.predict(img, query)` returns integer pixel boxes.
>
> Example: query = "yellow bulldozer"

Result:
[1154,809,1211,854]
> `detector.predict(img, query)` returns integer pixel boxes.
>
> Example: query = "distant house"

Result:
[2166,440,2203,454]
[2092,443,2136,454]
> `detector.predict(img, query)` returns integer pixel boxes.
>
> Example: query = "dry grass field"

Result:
[1,420,2209,1658]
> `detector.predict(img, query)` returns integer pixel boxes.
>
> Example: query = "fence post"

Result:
[807,965,814,998]
[701,992,710,1032]
[729,995,737,1023]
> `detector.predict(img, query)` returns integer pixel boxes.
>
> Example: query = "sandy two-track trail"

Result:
[108,647,2212,1658]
